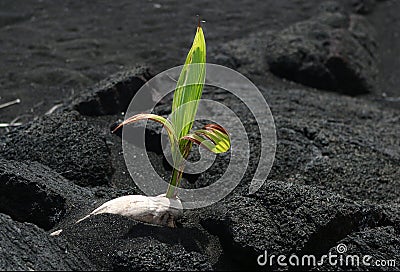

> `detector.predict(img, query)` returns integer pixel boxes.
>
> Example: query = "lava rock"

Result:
[352,0,376,14]
[71,65,154,116]
[0,213,94,270]
[269,125,317,181]
[61,213,215,270]
[197,180,388,270]
[263,87,400,204]
[318,1,346,13]
[0,158,94,230]
[266,5,378,95]
[210,30,274,76]
[315,226,400,271]
[379,203,400,228]
[298,145,400,204]
[113,240,213,271]
[0,111,113,187]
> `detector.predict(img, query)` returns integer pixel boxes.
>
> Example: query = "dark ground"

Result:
[0,0,399,271]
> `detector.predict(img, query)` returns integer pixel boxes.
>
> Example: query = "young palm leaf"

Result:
[113,113,178,151]
[171,23,206,140]
[114,22,231,199]
[166,22,230,198]
[182,124,230,154]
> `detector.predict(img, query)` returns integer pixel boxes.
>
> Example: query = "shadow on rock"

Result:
[0,159,94,230]
[71,65,154,116]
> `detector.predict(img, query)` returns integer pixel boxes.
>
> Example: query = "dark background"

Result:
[0,0,399,125]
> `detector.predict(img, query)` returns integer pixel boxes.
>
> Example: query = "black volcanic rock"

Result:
[61,213,215,271]
[71,65,154,116]
[0,158,94,230]
[195,180,389,270]
[266,5,378,95]
[379,203,400,228]
[352,0,376,14]
[315,226,400,271]
[260,87,400,205]
[241,181,364,255]
[0,213,94,271]
[0,111,113,187]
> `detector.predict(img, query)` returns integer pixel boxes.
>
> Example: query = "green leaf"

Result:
[171,25,206,140]
[182,124,230,154]
[166,23,207,198]
[112,113,178,150]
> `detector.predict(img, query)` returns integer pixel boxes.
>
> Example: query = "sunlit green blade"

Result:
[112,113,177,150]
[166,23,206,199]
[171,25,206,139]
[182,123,230,154]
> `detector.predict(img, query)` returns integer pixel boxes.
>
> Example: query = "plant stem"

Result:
[166,166,183,198]
[165,141,192,198]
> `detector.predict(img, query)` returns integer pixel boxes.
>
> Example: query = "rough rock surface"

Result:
[61,213,215,271]
[316,226,400,271]
[351,0,377,14]
[190,180,389,270]
[264,87,400,204]
[210,30,273,76]
[88,75,399,268]
[0,158,93,230]
[0,111,114,186]
[379,203,400,228]
[71,65,153,116]
[0,213,94,271]
[266,3,378,95]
